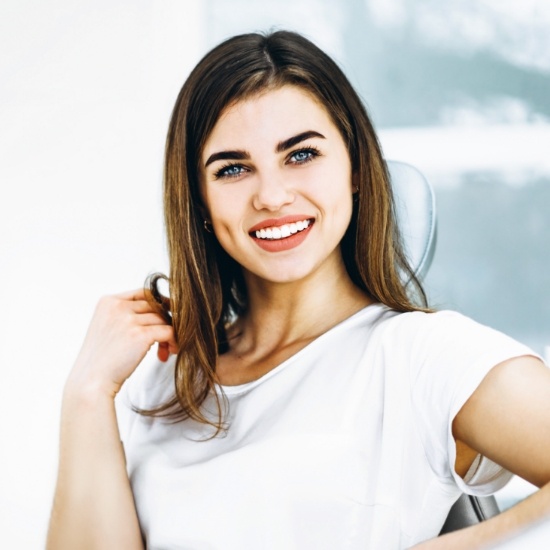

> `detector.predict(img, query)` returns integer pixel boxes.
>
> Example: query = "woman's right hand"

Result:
[66,288,178,398]
[48,288,162,549]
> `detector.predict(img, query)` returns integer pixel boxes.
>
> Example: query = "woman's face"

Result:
[200,85,354,285]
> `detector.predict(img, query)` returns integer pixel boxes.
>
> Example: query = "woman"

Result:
[47,31,550,549]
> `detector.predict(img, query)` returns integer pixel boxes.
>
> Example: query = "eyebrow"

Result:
[204,149,250,168]
[276,130,325,153]
[204,130,326,168]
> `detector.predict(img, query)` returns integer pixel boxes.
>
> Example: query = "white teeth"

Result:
[253,219,311,240]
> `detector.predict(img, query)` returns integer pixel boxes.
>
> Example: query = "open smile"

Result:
[253,219,312,240]
[249,217,315,252]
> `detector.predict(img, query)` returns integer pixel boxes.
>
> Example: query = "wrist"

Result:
[64,356,128,399]
[63,371,120,406]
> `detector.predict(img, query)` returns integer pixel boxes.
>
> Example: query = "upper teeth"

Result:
[255,219,311,240]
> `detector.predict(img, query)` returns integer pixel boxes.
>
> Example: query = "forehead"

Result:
[202,86,337,155]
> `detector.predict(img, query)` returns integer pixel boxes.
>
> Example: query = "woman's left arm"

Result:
[415,355,550,549]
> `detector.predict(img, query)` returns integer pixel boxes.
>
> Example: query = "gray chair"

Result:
[439,494,501,535]
[386,160,501,535]
[388,160,436,280]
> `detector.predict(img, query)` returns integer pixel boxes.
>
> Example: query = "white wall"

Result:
[0,1,204,547]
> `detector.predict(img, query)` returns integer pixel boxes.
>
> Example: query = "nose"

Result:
[252,171,295,212]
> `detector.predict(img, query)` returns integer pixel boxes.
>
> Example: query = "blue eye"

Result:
[214,164,247,179]
[289,147,320,164]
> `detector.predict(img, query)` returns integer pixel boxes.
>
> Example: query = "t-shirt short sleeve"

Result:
[114,352,177,447]
[407,310,536,495]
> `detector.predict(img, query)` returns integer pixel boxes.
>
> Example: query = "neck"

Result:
[231,254,372,352]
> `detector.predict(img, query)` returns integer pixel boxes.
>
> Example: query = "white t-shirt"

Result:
[117,305,534,549]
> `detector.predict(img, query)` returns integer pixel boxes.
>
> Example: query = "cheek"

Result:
[310,162,353,202]
[205,192,245,243]
[321,165,354,226]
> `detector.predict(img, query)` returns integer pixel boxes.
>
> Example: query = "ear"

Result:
[198,204,210,223]
[197,171,214,219]
[352,173,360,194]
[196,193,211,222]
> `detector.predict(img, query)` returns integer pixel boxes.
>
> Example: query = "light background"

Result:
[1,1,549,547]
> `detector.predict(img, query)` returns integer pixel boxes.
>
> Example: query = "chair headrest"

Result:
[386,160,437,279]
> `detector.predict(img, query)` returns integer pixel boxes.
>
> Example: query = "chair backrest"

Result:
[387,160,501,535]
[387,160,437,279]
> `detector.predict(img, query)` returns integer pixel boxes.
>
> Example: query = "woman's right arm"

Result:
[46,290,177,550]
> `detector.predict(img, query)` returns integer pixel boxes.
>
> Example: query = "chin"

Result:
[252,263,319,285]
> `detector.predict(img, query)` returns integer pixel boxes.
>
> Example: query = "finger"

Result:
[126,294,170,319]
[144,325,177,349]
[129,299,158,314]
[157,342,170,362]
[135,312,172,327]
[116,288,147,301]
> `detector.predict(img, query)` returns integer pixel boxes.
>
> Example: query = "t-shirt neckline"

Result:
[216,302,386,395]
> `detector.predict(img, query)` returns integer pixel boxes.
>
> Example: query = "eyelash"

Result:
[213,163,246,180]
[289,145,321,164]
[213,146,321,180]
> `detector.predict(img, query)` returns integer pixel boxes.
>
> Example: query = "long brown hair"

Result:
[143,30,428,429]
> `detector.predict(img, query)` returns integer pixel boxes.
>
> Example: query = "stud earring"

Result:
[203,220,213,233]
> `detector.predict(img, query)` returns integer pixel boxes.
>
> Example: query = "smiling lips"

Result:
[249,216,314,252]
[253,219,311,240]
